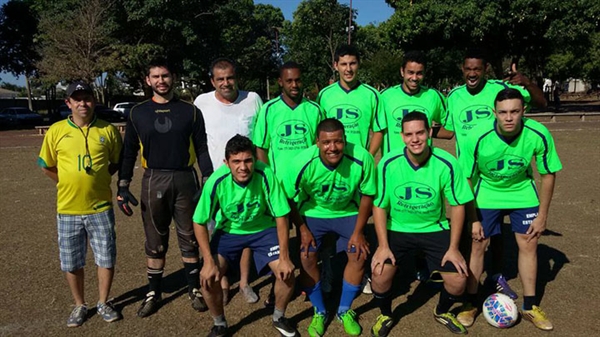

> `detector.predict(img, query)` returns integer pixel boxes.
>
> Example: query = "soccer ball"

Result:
[482,293,519,328]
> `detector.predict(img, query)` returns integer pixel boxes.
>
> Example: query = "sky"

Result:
[0,0,395,86]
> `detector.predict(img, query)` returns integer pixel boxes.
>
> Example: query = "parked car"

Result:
[59,104,124,123]
[113,102,137,119]
[0,107,46,128]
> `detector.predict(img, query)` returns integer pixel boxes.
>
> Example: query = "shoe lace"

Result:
[71,305,86,317]
[533,306,548,319]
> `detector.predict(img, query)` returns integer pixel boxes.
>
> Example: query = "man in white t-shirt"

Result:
[194,58,263,304]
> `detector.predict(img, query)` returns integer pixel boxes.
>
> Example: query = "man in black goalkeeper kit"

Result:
[117,58,214,317]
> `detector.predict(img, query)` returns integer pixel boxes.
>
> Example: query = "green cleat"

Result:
[308,309,327,337]
[337,309,362,336]
[434,310,468,334]
[370,314,393,337]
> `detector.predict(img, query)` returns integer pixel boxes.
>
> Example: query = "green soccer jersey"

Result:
[375,147,474,233]
[379,85,447,154]
[193,160,291,235]
[283,143,376,218]
[317,82,385,149]
[252,96,325,177]
[459,118,562,209]
[445,80,531,156]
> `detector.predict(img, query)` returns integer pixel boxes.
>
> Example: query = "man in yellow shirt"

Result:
[38,81,122,327]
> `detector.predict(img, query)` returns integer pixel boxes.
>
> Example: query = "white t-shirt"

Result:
[194,90,263,170]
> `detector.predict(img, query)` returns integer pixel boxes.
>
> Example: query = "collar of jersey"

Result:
[279,95,303,110]
[466,80,489,96]
[403,146,432,171]
[401,84,422,96]
[67,114,97,129]
[318,153,343,171]
[493,119,524,144]
[337,81,361,94]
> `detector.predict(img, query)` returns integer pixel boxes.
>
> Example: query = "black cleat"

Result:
[137,291,161,318]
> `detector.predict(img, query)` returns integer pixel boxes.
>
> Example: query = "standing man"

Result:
[379,50,453,155]
[117,58,214,317]
[194,57,262,304]
[370,112,473,336]
[456,89,561,331]
[193,135,297,337]
[317,45,384,156]
[283,119,376,337]
[444,48,546,157]
[38,81,122,327]
[252,61,325,178]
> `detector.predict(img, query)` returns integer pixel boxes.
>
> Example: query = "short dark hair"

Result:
[147,57,174,76]
[401,111,430,132]
[317,118,345,137]
[402,50,426,69]
[225,134,256,160]
[209,57,237,78]
[334,44,360,63]
[279,61,301,77]
[495,88,525,107]
[464,48,487,65]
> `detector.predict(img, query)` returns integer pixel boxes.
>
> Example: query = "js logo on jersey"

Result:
[316,181,350,203]
[332,104,361,125]
[277,120,308,140]
[485,155,527,179]
[460,105,492,124]
[224,198,261,222]
[394,183,436,213]
[392,105,427,123]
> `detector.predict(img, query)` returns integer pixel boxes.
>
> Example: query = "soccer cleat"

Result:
[273,317,299,337]
[308,309,326,337]
[370,314,393,337]
[240,285,259,304]
[521,305,554,331]
[66,304,88,327]
[456,303,478,327]
[96,301,122,323]
[434,310,468,334]
[190,288,209,312]
[337,309,362,336]
[137,291,161,318]
[207,324,228,337]
[492,274,518,300]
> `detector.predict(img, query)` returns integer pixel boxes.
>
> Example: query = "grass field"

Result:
[0,118,598,336]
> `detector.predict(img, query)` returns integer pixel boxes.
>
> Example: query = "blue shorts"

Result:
[477,207,539,237]
[57,209,117,272]
[210,227,280,276]
[304,215,358,254]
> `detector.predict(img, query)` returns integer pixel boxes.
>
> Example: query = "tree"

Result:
[36,0,121,104]
[0,0,40,109]
[283,0,356,94]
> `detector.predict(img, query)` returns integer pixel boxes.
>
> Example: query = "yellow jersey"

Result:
[38,117,122,214]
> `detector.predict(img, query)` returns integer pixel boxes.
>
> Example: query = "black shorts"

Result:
[387,230,457,274]
[141,168,199,259]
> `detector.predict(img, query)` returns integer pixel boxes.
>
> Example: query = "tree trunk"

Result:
[25,75,33,111]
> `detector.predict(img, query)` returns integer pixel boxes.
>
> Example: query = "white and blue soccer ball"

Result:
[482,293,519,328]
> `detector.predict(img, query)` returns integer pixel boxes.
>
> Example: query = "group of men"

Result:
[39,45,561,337]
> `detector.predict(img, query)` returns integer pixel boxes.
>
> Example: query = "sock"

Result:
[337,279,362,315]
[147,267,164,296]
[466,293,477,306]
[273,307,285,322]
[373,289,393,317]
[213,314,227,327]
[436,287,460,314]
[303,281,327,314]
[184,261,201,291]
[523,296,536,310]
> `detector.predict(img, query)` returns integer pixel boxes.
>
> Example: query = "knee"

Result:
[444,274,467,295]
[345,254,366,269]
[300,254,319,272]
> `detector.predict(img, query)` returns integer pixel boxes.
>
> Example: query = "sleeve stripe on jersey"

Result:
[433,89,447,111]
[210,173,230,200]
[255,169,277,216]
[307,100,321,111]
[491,80,510,89]
[529,180,539,200]
[377,153,404,208]
[317,84,336,104]
[295,157,319,195]
[37,157,49,168]
[343,154,364,166]
[431,153,460,205]
[447,85,463,98]
[363,85,382,129]
[260,98,279,148]
[471,129,495,178]
[474,179,482,198]
[524,125,551,173]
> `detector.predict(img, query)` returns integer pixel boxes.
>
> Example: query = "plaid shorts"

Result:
[57,209,116,272]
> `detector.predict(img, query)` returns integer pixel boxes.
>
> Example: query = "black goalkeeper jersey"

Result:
[119,97,213,181]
